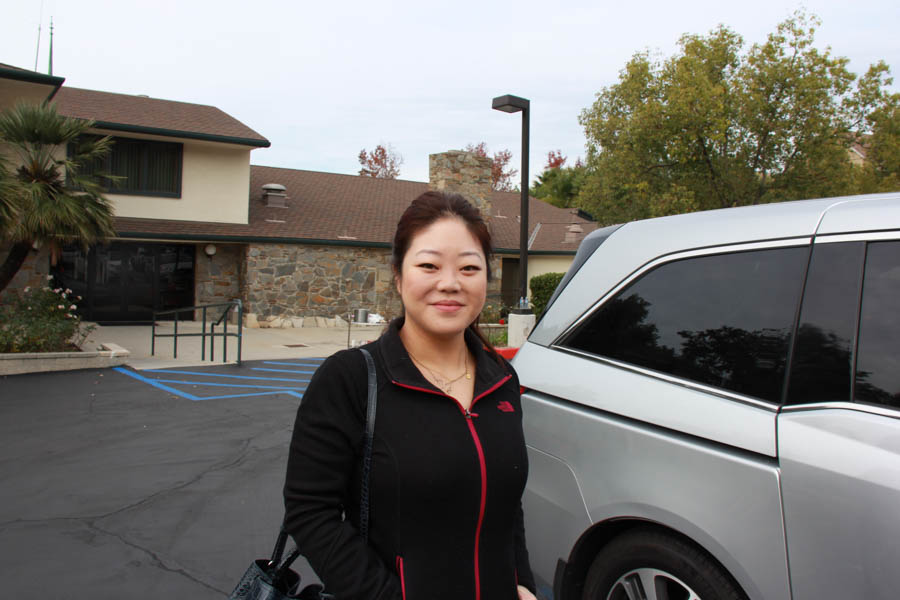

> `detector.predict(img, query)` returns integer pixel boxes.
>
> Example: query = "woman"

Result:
[283,191,537,600]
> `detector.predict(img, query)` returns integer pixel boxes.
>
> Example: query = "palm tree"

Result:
[0,154,20,235]
[0,101,116,293]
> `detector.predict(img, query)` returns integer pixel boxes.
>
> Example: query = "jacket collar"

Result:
[378,317,511,399]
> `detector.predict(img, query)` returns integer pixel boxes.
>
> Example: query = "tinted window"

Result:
[786,242,865,405]
[564,247,808,402]
[71,136,183,197]
[855,241,900,408]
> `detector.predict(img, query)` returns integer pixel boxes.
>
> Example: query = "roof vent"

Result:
[262,183,288,208]
[564,223,583,244]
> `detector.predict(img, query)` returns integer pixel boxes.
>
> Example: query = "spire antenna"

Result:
[48,17,54,76]
[33,0,45,71]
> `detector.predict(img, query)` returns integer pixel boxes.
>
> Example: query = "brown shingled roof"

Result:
[53,87,269,147]
[114,166,598,253]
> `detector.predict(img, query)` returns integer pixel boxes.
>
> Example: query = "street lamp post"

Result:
[492,94,531,313]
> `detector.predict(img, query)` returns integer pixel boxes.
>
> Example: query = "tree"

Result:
[0,154,19,235]
[577,11,900,225]
[859,100,900,191]
[531,163,588,209]
[358,144,403,179]
[465,142,518,191]
[530,150,589,209]
[0,102,116,293]
[545,150,567,170]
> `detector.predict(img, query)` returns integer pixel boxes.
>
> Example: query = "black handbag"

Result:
[229,348,378,600]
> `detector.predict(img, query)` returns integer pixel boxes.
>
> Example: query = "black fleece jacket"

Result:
[283,318,535,600]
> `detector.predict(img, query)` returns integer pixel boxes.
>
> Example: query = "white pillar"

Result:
[507,312,536,348]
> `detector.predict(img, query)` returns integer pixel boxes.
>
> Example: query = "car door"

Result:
[779,235,900,599]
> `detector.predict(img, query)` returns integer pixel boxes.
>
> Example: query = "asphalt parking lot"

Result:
[0,359,325,599]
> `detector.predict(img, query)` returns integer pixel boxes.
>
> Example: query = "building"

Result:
[0,63,597,325]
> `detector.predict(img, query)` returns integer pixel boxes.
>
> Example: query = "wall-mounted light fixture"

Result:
[204,244,217,257]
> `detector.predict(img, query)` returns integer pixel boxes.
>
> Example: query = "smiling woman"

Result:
[283,191,537,600]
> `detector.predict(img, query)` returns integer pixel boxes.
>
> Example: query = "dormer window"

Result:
[71,135,183,198]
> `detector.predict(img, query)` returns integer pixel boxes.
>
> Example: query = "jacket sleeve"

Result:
[514,500,537,594]
[283,350,402,600]
[508,362,537,595]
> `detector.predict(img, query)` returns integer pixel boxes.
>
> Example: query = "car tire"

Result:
[583,528,746,600]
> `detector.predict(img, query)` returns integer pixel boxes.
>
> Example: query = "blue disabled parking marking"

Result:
[142,369,309,383]
[152,378,307,391]
[264,360,325,367]
[190,390,303,400]
[114,358,326,401]
[115,367,201,401]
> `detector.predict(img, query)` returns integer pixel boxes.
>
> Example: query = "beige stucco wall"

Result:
[0,78,54,111]
[527,255,573,297]
[108,139,251,224]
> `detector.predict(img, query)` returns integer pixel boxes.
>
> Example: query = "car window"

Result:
[855,241,900,408]
[785,242,865,405]
[562,247,808,402]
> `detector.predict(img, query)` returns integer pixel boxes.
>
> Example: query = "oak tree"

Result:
[577,12,899,225]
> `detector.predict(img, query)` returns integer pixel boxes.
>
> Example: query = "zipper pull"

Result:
[465,409,478,419]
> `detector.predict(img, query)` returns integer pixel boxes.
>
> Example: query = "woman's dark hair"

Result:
[391,191,493,279]
[391,190,501,361]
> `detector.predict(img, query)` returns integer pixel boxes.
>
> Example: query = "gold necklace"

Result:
[408,349,471,394]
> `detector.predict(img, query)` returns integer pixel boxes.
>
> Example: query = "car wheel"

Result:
[583,528,746,600]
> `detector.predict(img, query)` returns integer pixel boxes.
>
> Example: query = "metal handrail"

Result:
[151,300,243,364]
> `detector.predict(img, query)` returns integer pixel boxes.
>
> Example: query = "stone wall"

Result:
[243,243,401,321]
[195,244,243,305]
[242,242,504,324]
[194,243,243,321]
[428,151,493,218]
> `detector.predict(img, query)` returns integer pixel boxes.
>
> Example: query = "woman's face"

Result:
[396,216,488,339]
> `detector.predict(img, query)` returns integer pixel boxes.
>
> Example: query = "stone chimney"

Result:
[428,150,493,219]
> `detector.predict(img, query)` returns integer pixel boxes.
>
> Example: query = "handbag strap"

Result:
[358,347,377,543]
[276,348,377,573]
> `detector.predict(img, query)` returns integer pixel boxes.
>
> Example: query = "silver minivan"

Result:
[514,192,900,600]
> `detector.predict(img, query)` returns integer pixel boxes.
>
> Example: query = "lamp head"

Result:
[492,94,530,113]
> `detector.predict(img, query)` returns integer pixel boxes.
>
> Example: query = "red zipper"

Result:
[393,374,512,600]
[465,410,487,600]
[396,556,407,600]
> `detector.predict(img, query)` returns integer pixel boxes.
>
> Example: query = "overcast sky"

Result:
[4,0,898,186]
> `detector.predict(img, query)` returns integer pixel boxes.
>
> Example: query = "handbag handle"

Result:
[269,528,291,567]
[268,528,302,577]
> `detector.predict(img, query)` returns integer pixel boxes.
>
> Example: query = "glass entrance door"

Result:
[52,242,195,323]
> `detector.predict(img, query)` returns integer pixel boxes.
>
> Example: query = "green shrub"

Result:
[479,325,508,347]
[0,283,94,353]
[530,272,565,318]
[480,297,510,323]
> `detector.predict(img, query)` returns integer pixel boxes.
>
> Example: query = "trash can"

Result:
[354,308,369,324]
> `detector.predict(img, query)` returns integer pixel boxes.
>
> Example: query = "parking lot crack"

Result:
[87,521,228,595]
[93,437,255,521]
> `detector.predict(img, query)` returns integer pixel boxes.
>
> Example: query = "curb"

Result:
[0,343,131,376]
